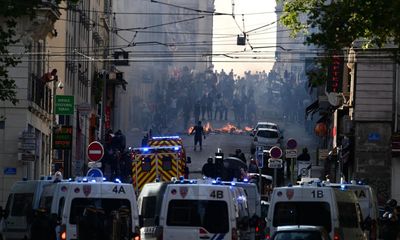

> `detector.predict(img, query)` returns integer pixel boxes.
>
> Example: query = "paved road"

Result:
[126,117,322,180]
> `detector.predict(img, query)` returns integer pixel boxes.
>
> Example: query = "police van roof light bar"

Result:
[151,136,180,139]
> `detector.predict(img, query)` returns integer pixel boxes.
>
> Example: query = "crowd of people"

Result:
[137,66,313,135]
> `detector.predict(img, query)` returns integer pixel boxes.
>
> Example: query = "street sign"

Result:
[87,168,103,178]
[77,102,91,116]
[318,148,329,160]
[4,167,17,175]
[256,146,264,168]
[286,138,297,149]
[53,126,73,149]
[55,95,74,115]
[285,149,297,158]
[88,161,102,169]
[269,146,283,159]
[297,160,312,178]
[87,141,104,162]
[18,153,35,162]
[268,158,283,168]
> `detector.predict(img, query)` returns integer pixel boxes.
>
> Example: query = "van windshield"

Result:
[273,202,332,232]
[257,130,278,138]
[167,200,229,233]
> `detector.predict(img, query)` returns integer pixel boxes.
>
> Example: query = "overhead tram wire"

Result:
[57,5,280,16]
[113,16,205,32]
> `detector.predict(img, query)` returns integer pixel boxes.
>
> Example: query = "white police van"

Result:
[143,179,250,240]
[221,180,264,240]
[0,177,57,240]
[138,181,171,239]
[36,177,140,240]
[327,181,379,240]
[266,182,366,240]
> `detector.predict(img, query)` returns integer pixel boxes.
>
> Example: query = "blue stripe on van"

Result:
[211,233,226,240]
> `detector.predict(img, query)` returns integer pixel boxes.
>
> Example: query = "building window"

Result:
[0,120,5,129]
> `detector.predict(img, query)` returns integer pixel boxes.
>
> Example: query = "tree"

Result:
[279,0,400,86]
[0,1,41,104]
[0,0,78,105]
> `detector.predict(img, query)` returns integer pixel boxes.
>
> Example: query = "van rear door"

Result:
[4,192,34,239]
[164,199,230,240]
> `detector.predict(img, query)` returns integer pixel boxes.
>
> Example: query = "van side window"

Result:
[141,196,156,225]
[11,193,33,216]
[337,202,359,228]
[142,157,152,172]
[5,194,12,214]
[167,200,229,233]
[273,202,332,232]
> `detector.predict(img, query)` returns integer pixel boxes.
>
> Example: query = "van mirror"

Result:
[186,157,192,164]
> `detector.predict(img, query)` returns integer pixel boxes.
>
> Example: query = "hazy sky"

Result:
[213,0,277,77]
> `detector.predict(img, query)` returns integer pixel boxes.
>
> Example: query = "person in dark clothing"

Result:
[190,121,206,151]
[234,148,247,164]
[248,158,259,173]
[200,94,207,120]
[297,147,311,161]
[202,157,216,178]
[113,129,126,152]
[141,133,149,147]
[194,100,201,123]
[206,94,213,120]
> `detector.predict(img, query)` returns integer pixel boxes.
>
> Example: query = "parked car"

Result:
[251,128,283,151]
[252,122,281,136]
[270,225,331,240]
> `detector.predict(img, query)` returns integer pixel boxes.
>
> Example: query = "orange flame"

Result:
[243,126,253,132]
[187,122,252,135]
[204,122,213,133]
[187,126,194,135]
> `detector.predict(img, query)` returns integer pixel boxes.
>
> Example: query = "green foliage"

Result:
[0,0,79,105]
[280,0,400,50]
[279,0,400,86]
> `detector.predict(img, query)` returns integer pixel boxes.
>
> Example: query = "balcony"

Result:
[29,74,52,121]
[21,0,61,40]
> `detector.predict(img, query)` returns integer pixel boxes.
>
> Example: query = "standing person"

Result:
[248,158,259,173]
[190,121,206,151]
[202,157,216,178]
[200,93,207,120]
[206,93,213,120]
[194,100,201,123]
[297,147,311,161]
